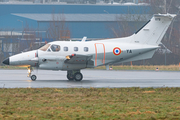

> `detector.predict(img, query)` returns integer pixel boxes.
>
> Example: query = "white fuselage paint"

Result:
[9,41,158,70]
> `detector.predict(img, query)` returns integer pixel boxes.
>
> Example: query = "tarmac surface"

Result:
[0,69,180,88]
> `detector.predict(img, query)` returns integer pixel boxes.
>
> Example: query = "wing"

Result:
[64,54,93,64]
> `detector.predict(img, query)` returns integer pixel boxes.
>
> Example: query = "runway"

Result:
[0,69,180,88]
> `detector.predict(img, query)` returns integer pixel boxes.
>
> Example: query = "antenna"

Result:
[164,0,166,13]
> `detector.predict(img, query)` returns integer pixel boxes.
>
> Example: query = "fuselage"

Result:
[4,39,158,71]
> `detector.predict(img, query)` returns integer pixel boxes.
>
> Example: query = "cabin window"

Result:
[51,45,60,52]
[74,47,78,52]
[84,47,88,52]
[64,47,68,51]
[39,44,51,51]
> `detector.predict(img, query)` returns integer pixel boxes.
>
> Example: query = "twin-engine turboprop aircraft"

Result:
[3,14,176,81]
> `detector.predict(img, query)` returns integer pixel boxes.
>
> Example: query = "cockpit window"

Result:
[39,44,51,51]
[51,45,60,52]
[47,48,51,52]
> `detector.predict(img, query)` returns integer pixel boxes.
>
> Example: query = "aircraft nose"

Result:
[2,58,9,65]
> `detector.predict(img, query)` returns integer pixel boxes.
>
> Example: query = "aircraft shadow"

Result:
[32,79,129,83]
[34,80,95,83]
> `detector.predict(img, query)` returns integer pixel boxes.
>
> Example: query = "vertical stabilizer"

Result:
[132,14,176,45]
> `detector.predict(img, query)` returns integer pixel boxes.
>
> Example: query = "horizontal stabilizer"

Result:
[154,14,176,19]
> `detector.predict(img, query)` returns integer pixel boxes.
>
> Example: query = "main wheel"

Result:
[67,74,74,81]
[31,75,37,81]
[74,72,83,81]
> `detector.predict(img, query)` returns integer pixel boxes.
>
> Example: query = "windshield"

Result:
[39,44,51,51]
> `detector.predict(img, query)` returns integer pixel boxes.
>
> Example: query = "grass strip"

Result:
[0,66,26,69]
[95,65,180,71]
[0,88,180,119]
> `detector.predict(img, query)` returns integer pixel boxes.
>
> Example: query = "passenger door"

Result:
[94,43,105,66]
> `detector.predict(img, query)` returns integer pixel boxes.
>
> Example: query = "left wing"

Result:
[64,54,93,64]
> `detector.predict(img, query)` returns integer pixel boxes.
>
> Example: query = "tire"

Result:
[67,74,74,81]
[74,72,83,81]
[31,75,37,81]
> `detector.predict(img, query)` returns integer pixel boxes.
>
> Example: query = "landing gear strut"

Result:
[67,70,83,81]
[27,66,37,81]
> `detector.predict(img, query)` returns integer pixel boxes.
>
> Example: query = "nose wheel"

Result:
[27,66,37,81]
[31,75,37,81]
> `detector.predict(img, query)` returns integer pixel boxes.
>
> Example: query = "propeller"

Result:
[35,50,39,74]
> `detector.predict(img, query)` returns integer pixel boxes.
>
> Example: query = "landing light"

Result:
[28,69,31,73]
[15,65,30,68]
[66,56,70,60]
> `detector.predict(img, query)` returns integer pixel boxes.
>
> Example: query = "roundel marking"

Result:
[113,47,122,56]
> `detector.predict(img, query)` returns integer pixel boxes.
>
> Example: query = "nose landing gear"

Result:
[31,75,37,81]
[67,70,83,81]
[27,66,37,81]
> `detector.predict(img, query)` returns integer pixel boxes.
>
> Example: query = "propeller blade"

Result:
[35,50,39,72]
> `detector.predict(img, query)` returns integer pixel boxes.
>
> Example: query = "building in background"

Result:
[0,2,151,38]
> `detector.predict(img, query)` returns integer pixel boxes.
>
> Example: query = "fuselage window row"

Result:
[64,47,68,52]
[42,45,89,52]
[74,47,78,52]
[84,47,88,52]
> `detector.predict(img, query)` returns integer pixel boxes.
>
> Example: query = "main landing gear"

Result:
[27,66,37,81]
[67,70,83,81]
